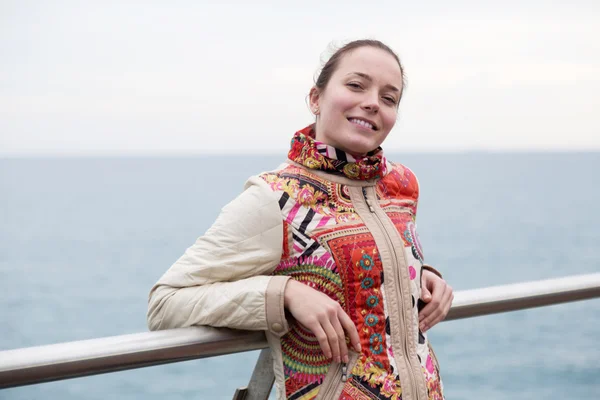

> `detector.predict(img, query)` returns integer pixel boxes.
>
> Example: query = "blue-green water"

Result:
[1,154,599,399]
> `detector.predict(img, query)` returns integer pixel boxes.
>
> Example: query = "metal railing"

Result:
[1,273,599,396]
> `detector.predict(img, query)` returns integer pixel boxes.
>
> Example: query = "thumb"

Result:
[421,285,432,303]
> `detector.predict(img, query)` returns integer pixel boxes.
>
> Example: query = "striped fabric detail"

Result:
[315,141,357,162]
[277,192,335,234]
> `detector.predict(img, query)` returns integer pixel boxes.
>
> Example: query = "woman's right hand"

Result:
[284,280,361,363]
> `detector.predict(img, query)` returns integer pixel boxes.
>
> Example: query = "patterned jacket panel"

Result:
[260,163,443,400]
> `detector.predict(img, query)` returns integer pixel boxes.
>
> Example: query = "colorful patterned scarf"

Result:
[288,125,388,180]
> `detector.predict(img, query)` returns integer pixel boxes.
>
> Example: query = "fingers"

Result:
[339,308,362,354]
[300,301,356,362]
[419,283,453,332]
[323,305,361,363]
[319,317,343,363]
[418,278,441,325]
[419,302,443,332]
[421,285,432,303]
[329,317,349,363]
[314,303,360,363]
[444,287,454,317]
[284,281,361,362]
[312,324,332,360]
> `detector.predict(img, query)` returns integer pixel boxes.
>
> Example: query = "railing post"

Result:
[233,348,275,400]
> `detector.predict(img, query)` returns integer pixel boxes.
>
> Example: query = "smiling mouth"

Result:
[348,118,377,131]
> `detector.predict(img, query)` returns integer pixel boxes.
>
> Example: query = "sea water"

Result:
[1,153,599,399]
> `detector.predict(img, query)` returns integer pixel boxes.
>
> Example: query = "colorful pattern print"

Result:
[423,348,444,400]
[288,125,388,181]
[314,226,391,372]
[339,358,404,400]
[261,136,443,399]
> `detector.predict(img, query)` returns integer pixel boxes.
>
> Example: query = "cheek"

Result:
[380,110,397,132]
[324,90,357,115]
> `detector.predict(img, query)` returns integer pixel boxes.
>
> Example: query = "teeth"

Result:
[349,118,374,130]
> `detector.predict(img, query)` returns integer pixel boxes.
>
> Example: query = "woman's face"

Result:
[309,46,403,156]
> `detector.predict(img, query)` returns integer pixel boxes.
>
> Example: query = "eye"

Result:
[383,96,397,105]
[346,82,363,90]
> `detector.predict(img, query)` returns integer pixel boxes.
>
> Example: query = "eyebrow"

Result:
[346,72,401,93]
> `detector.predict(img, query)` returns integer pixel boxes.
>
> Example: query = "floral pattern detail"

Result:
[361,277,374,289]
[366,295,380,308]
[370,333,384,354]
[288,125,388,181]
[360,253,374,270]
[365,314,379,327]
[424,347,444,400]
[339,357,404,400]
[262,173,328,211]
[298,185,327,207]
[261,167,360,225]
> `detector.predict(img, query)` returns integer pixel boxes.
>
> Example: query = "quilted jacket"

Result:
[148,160,444,400]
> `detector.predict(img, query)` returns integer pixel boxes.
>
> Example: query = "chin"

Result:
[341,137,381,156]
[341,128,387,155]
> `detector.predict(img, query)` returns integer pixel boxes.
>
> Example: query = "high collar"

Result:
[287,125,388,181]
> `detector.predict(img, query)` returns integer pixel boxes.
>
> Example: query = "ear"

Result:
[308,86,320,114]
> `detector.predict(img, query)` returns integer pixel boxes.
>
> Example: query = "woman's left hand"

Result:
[419,269,453,333]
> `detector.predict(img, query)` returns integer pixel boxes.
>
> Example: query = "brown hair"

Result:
[314,39,406,104]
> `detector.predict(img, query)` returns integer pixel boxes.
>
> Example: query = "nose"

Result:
[361,91,379,114]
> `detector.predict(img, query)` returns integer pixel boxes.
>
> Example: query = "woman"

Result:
[148,39,453,400]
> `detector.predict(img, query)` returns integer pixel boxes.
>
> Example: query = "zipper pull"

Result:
[362,187,375,213]
[341,363,348,382]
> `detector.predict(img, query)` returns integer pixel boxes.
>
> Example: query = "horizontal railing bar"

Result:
[0,327,268,389]
[1,272,599,389]
[446,272,600,320]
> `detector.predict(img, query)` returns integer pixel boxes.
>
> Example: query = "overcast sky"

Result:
[1,0,599,155]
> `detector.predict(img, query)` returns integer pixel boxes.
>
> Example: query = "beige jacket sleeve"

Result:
[147,175,291,337]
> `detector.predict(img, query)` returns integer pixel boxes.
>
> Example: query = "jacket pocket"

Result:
[315,350,361,400]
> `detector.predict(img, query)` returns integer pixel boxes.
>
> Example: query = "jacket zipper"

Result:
[316,351,360,400]
[361,187,419,400]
